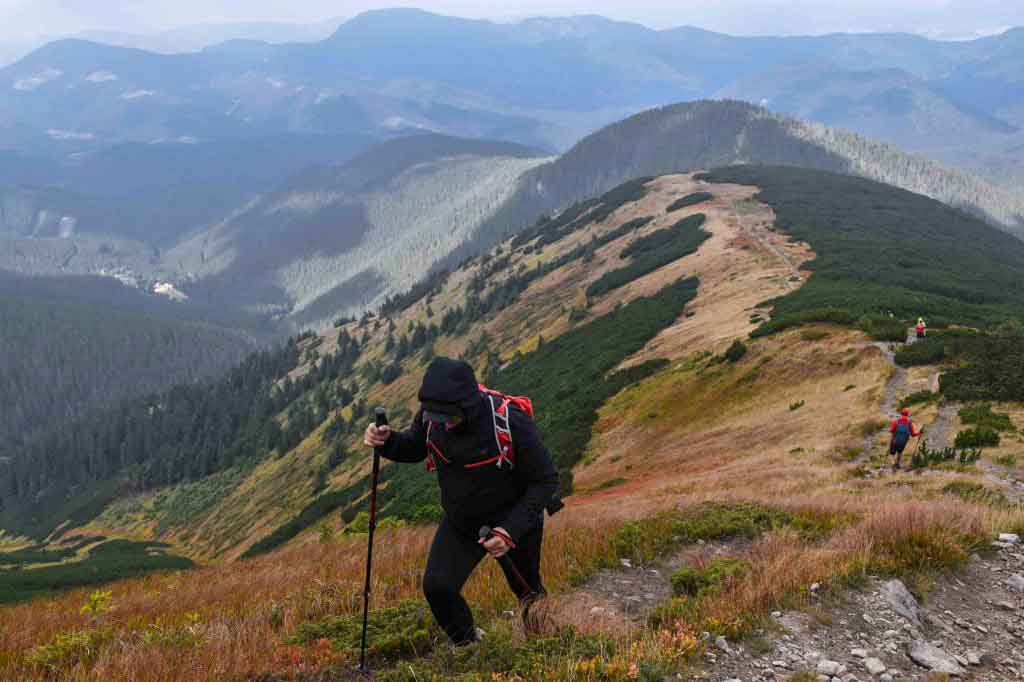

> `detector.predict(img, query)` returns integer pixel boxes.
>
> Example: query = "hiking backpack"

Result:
[893,418,912,447]
[424,384,533,472]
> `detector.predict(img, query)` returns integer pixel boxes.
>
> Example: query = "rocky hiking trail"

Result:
[566,531,1024,681]
[706,534,1024,681]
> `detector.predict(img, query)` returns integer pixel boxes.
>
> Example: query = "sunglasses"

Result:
[422,402,466,427]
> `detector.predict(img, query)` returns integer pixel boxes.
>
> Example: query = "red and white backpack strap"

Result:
[487,392,515,470]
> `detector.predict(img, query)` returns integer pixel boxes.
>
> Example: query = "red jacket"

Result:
[890,416,920,437]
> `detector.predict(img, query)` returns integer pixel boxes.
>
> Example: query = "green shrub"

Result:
[0,540,193,605]
[898,390,939,410]
[670,558,749,597]
[958,404,1015,432]
[666,192,713,213]
[789,400,806,411]
[955,427,1001,449]
[586,215,709,298]
[24,628,116,670]
[724,340,748,363]
[910,441,982,469]
[859,314,907,342]
[895,335,953,366]
[294,600,436,662]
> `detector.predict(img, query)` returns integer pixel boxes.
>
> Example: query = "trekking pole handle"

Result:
[479,526,535,597]
[375,407,389,429]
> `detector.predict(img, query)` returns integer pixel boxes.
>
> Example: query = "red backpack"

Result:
[425,384,533,472]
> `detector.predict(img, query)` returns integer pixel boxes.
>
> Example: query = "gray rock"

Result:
[851,648,868,658]
[954,654,969,667]
[881,579,921,627]
[880,675,893,682]
[968,652,982,666]
[864,658,886,675]
[817,660,845,676]
[715,635,732,654]
[1000,533,1021,544]
[909,641,966,675]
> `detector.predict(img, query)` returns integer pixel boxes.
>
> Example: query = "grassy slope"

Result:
[5,170,1024,680]
[700,166,1024,330]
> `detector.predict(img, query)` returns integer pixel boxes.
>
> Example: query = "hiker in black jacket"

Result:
[363,357,559,645]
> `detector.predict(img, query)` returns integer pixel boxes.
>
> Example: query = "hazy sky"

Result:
[1,0,1022,41]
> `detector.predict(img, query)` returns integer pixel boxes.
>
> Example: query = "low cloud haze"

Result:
[1,0,1022,42]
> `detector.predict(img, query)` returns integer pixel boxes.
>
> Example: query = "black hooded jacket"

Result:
[380,359,559,542]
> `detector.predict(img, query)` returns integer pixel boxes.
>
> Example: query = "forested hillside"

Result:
[165,134,548,327]
[7,165,1023,561]
[0,273,259,482]
[472,101,1024,264]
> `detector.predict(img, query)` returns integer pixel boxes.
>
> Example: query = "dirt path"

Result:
[857,341,907,466]
[554,540,750,634]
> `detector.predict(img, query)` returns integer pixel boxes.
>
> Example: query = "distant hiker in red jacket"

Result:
[916,318,927,340]
[889,408,921,469]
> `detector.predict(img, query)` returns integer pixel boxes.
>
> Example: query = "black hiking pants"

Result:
[422,515,544,644]
[890,439,909,466]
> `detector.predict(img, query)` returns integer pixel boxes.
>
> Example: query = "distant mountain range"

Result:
[0,18,344,67]
[2,9,1023,173]
[62,101,1017,331]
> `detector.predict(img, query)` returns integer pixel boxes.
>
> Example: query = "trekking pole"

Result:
[479,526,543,634]
[358,407,387,674]
[479,526,533,594]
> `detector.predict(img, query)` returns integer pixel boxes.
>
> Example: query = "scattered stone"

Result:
[864,657,886,675]
[588,607,604,615]
[1000,533,1021,544]
[715,635,732,654]
[811,582,821,592]
[967,652,982,666]
[908,641,967,675]
[851,648,868,658]
[771,611,782,618]
[880,675,893,682]
[881,579,921,627]
[619,558,632,568]
[502,610,516,618]
[817,660,845,676]
[954,654,968,667]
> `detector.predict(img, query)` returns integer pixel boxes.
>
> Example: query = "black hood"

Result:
[418,357,480,407]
